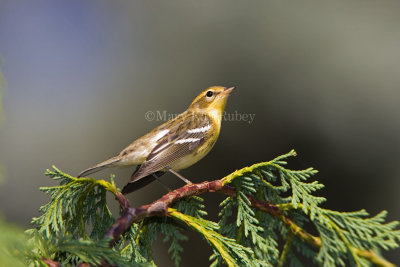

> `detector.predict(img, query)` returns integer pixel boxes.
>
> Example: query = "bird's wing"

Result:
[130,113,213,182]
[121,170,165,195]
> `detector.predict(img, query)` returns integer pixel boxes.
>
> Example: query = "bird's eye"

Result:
[206,91,213,97]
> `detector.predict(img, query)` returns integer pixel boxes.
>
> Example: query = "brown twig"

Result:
[43,259,112,267]
[42,258,61,267]
[104,180,224,245]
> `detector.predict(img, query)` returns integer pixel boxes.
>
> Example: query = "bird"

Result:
[77,86,235,194]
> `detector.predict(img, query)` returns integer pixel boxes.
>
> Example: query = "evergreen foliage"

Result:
[11,150,399,266]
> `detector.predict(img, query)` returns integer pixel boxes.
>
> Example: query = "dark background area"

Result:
[0,1,399,265]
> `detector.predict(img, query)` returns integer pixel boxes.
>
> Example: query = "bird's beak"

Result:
[221,86,235,95]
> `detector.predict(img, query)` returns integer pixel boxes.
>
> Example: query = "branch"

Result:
[42,258,61,267]
[43,258,113,267]
[104,180,395,267]
[105,180,224,245]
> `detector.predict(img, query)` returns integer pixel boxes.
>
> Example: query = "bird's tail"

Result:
[77,156,120,177]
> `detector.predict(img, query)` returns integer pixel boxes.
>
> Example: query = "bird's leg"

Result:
[152,174,171,192]
[167,167,193,184]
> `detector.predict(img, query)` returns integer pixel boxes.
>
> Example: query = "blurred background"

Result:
[0,0,399,265]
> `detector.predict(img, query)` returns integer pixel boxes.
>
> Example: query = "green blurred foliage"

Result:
[0,218,27,267]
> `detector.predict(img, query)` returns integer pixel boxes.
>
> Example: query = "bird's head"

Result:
[188,86,235,117]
